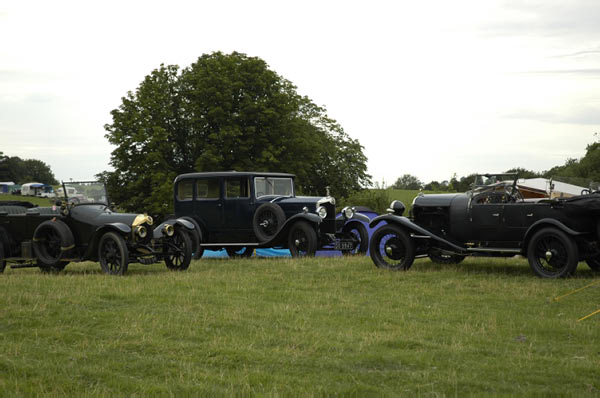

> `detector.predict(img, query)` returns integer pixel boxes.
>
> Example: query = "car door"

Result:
[222,176,254,242]
[193,177,224,242]
[469,192,504,242]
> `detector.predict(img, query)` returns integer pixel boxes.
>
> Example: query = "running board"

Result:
[466,247,521,254]
[200,243,260,247]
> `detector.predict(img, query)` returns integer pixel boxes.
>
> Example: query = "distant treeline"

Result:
[0,152,58,185]
[391,140,600,192]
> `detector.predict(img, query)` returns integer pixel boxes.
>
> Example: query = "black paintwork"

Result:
[370,174,600,274]
[0,181,194,273]
[173,171,369,252]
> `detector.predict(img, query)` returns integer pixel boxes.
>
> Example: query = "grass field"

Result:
[1,255,599,395]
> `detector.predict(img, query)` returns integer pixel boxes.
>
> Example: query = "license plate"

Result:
[335,241,354,251]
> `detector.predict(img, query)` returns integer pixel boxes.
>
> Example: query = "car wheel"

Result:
[428,249,465,264]
[0,242,6,273]
[165,228,192,271]
[253,203,285,242]
[341,222,368,255]
[527,228,579,278]
[33,220,74,270]
[98,232,129,275]
[226,246,254,258]
[180,216,203,259]
[369,225,415,270]
[585,257,600,271]
[288,221,317,257]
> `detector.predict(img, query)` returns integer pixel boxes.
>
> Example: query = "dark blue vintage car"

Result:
[369,173,600,278]
[172,171,370,257]
[0,181,195,275]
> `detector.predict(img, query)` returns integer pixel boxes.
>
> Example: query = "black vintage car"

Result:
[369,173,600,278]
[0,181,195,275]
[172,171,370,257]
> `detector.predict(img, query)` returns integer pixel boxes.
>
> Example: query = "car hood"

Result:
[412,193,463,207]
[70,205,141,226]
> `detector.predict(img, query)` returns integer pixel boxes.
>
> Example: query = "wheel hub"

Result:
[545,250,553,261]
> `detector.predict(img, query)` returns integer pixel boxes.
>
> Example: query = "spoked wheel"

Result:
[226,246,254,258]
[33,220,73,272]
[164,228,192,271]
[341,222,368,255]
[288,221,317,257]
[527,228,578,278]
[369,225,415,270]
[253,203,285,242]
[585,257,600,271]
[428,249,465,264]
[98,232,129,275]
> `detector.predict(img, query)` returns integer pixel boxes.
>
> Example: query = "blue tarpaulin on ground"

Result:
[200,209,380,258]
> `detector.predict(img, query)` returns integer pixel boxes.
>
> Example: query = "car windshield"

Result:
[472,174,517,193]
[60,181,109,204]
[254,177,293,198]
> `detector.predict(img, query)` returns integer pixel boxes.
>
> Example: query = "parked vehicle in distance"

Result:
[172,171,370,257]
[369,173,600,278]
[0,181,196,275]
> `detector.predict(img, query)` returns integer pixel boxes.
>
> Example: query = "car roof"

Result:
[174,171,295,183]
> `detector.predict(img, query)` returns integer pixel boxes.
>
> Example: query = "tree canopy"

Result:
[391,174,422,190]
[102,52,370,216]
[0,152,58,185]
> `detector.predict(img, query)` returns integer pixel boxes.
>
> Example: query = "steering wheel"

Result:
[505,185,524,203]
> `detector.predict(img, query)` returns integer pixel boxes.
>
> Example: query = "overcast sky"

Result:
[1,0,599,186]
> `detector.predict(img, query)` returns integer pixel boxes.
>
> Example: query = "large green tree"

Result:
[103,52,370,216]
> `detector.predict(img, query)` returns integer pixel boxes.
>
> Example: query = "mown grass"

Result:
[1,256,599,395]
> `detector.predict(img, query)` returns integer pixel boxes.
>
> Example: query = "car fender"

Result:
[96,222,131,235]
[85,223,132,260]
[263,213,321,246]
[336,212,370,224]
[369,214,466,253]
[523,218,585,248]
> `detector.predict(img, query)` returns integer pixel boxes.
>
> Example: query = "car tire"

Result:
[180,216,203,259]
[226,246,254,258]
[428,249,466,264]
[585,257,600,271]
[341,222,368,255]
[165,228,192,271]
[33,219,74,271]
[288,221,317,257]
[369,224,415,271]
[527,227,579,278]
[253,203,285,242]
[98,232,129,275]
[0,242,6,273]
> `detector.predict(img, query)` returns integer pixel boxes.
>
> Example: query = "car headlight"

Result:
[133,214,153,227]
[135,225,147,239]
[162,224,174,237]
[317,206,327,219]
[342,206,354,219]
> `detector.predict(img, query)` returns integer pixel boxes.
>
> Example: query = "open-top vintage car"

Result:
[172,171,370,257]
[369,173,600,278]
[0,181,195,275]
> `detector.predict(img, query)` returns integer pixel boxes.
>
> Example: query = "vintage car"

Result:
[369,173,600,278]
[172,171,370,257]
[0,181,195,275]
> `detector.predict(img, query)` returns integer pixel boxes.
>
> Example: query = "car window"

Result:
[226,177,250,198]
[255,177,293,197]
[177,180,194,201]
[196,178,220,199]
